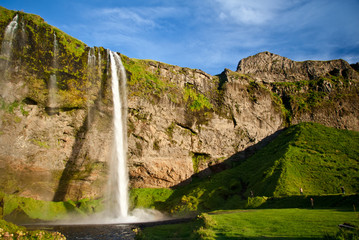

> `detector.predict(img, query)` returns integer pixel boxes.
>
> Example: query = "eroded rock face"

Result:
[237,51,359,83]
[125,67,285,188]
[0,7,358,201]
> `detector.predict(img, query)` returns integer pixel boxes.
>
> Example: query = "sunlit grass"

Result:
[138,208,359,239]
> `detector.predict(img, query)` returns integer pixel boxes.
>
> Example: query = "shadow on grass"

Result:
[156,129,286,212]
[258,194,359,210]
[172,128,286,189]
[215,237,322,240]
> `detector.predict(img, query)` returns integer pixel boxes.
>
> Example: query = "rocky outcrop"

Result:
[0,7,358,201]
[237,51,359,83]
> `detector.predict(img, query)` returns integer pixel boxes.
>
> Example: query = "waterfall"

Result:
[0,14,18,74]
[48,32,59,108]
[87,47,96,68]
[0,14,18,61]
[98,49,102,75]
[86,47,98,126]
[108,50,129,219]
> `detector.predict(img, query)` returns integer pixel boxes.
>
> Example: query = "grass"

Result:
[150,122,359,215]
[0,219,66,239]
[136,122,359,239]
[138,208,359,239]
[1,191,103,222]
[207,209,359,239]
[130,188,173,210]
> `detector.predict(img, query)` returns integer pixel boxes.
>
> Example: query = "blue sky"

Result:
[2,0,359,75]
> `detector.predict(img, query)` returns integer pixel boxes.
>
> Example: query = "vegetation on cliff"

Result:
[0,191,103,222]
[271,74,359,124]
[0,6,107,110]
[121,55,214,114]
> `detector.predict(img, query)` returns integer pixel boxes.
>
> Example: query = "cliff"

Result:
[0,7,358,201]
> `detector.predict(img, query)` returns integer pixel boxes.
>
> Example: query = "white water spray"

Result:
[87,47,96,67]
[60,51,166,225]
[0,14,18,61]
[0,15,18,102]
[108,50,129,219]
[48,32,59,108]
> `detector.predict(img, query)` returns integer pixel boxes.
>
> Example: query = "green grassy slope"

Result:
[158,122,359,214]
[137,209,359,239]
[248,122,359,197]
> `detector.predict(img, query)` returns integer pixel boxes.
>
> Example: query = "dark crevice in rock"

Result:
[231,110,237,128]
[23,97,37,105]
[175,121,197,135]
[45,106,81,116]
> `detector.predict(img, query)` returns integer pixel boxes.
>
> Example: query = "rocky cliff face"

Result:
[237,51,359,83]
[0,7,358,201]
[236,52,359,130]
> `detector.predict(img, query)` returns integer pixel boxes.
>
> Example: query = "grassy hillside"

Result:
[137,209,359,239]
[152,122,359,214]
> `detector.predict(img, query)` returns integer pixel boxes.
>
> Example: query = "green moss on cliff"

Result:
[0,7,14,28]
[0,191,103,222]
[184,86,213,112]
[192,153,211,174]
[0,8,94,110]
[271,75,358,120]
[121,55,181,103]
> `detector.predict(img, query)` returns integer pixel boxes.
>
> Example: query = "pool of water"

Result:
[28,224,136,240]
[25,217,194,239]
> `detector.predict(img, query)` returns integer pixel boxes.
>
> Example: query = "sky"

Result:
[1,0,359,75]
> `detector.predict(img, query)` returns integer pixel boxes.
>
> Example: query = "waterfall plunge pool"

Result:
[24,216,194,240]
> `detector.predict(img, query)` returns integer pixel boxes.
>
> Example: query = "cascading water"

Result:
[108,50,129,219]
[49,50,164,225]
[98,50,102,75]
[86,47,97,126]
[48,32,59,109]
[0,14,18,62]
[0,14,18,79]
[0,15,19,102]
[87,47,97,67]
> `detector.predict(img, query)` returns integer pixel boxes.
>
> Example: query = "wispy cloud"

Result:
[214,0,304,26]
[91,7,181,31]
[55,0,359,74]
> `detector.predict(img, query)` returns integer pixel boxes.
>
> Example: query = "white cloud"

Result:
[98,8,156,28]
[91,6,181,32]
[214,0,305,26]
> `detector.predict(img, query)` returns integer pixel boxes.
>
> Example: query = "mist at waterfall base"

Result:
[95,51,167,224]
[55,51,167,225]
[55,51,167,226]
